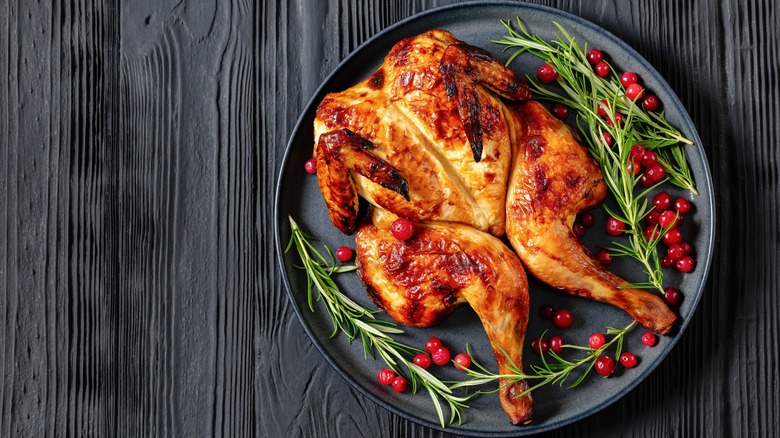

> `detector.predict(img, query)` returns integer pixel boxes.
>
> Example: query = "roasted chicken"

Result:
[312,29,676,424]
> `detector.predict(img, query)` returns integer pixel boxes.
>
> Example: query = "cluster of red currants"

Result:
[377,336,471,393]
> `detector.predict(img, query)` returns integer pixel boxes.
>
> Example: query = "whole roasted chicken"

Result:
[312,29,676,425]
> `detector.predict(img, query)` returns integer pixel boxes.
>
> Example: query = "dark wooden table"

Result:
[2,0,778,436]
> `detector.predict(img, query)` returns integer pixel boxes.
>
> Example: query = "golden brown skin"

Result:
[505,101,676,335]
[356,208,533,425]
[314,29,529,237]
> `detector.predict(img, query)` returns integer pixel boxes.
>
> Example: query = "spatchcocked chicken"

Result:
[313,29,676,425]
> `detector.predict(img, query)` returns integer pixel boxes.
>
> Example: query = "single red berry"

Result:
[549,335,565,353]
[639,173,653,187]
[641,331,657,347]
[645,164,667,184]
[595,355,616,376]
[667,244,685,260]
[531,336,549,355]
[663,228,683,246]
[660,255,675,268]
[620,352,638,368]
[454,353,471,370]
[425,337,442,354]
[653,192,672,210]
[606,217,626,236]
[620,71,639,87]
[607,112,624,126]
[553,309,574,329]
[641,150,659,167]
[413,353,431,369]
[681,241,693,255]
[658,210,682,229]
[392,376,408,393]
[645,209,661,225]
[335,246,353,262]
[674,198,691,213]
[432,347,451,366]
[580,211,595,228]
[642,94,660,111]
[539,303,555,320]
[597,99,610,117]
[600,132,614,146]
[552,103,570,119]
[378,368,395,385]
[537,63,559,83]
[664,286,683,307]
[676,256,695,273]
[625,83,645,101]
[630,144,647,162]
[595,61,610,77]
[391,218,415,241]
[573,222,586,238]
[627,159,642,176]
[596,249,613,267]
[644,225,661,242]
[304,158,317,174]
[588,333,606,349]
[587,48,603,64]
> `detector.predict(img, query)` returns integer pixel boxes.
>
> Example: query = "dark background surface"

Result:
[1,0,777,437]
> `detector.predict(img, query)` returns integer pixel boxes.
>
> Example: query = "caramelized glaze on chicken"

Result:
[356,208,532,424]
[505,101,676,334]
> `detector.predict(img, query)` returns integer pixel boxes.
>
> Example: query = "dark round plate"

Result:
[274,1,714,435]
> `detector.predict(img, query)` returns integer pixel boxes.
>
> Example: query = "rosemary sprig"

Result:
[495,19,698,292]
[451,321,637,396]
[285,216,473,427]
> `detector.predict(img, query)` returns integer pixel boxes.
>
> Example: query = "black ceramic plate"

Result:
[275,2,714,435]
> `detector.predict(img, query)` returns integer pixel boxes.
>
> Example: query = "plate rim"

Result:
[274,1,716,435]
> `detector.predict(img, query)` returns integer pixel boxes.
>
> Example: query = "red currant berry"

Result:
[658,210,681,229]
[549,335,565,353]
[620,352,638,368]
[596,249,613,267]
[588,333,606,349]
[620,71,639,87]
[642,94,660,111]
[607,112,624,126]
[641,331,657,347]
[676,256,695,273]
[653,192,672,210]
[531,336,549,355]
[597,100,610,117]
[553,309,574,329]
[681,242,693,255]
[674,198,691,213]
[627,159,641,176]
[641,150,659,167]
[600,132,613,146]
[552,103,570,119]
[537,63,559,83]
[335,246,353,262]
[594,61,610,77]
[663,228,683,246]
[664,286,683,307]
[304,158,317,174]
[645,209,661,225]
[644,225,661,241]
[432,347,451,366]
[630,144,647,162]
[660,255,675,268]
[639,173,653,187]
[454,353,471,370]
[539,303,555,320]
[645,164,667,184]
[391,376,407,393]
[413,353,431,369]
[378,368,395,385]
[587,48,603,64]
[391,218,415,241]
[625,83,645,101]
[667,244,685,260]
[595,355,616,376]
[425,337,442,354]
[580,211,595,228]
[606,217,626,236]
[573,222,586,238]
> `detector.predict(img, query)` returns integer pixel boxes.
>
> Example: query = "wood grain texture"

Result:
[1,0,778,437]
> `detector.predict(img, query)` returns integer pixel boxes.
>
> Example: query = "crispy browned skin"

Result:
[314,29,529,236]
[505,101,676,334]
[356,208,533,425]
